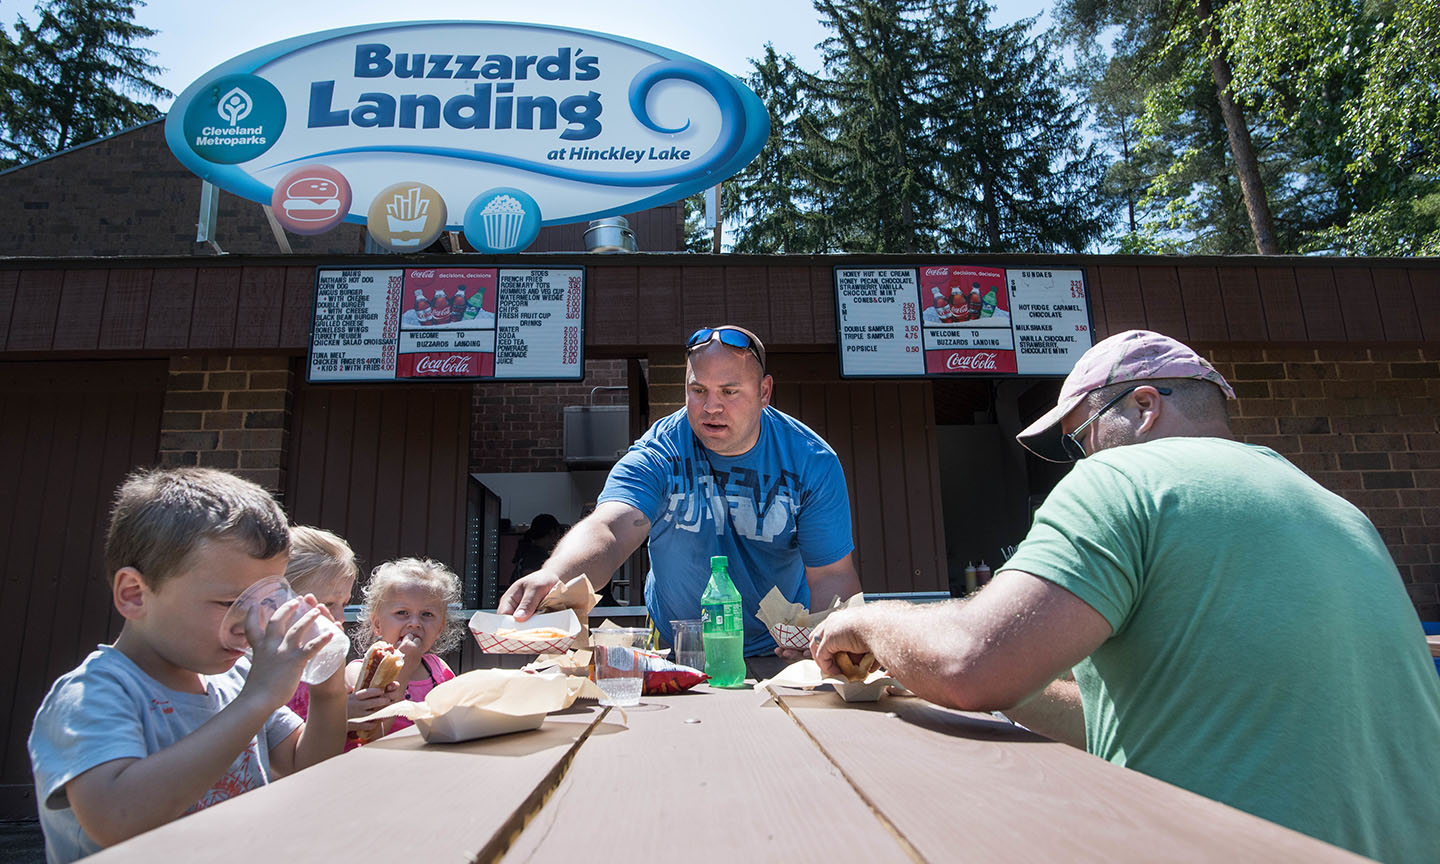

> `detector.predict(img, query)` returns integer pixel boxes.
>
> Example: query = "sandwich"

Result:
[834,651,878,682]
[355,641,404,691]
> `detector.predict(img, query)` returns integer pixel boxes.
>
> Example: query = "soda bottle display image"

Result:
[930,286,953,323]
[413,289,432,326]
[700,555,746,687]
[968,282,983,318]
[950,286,969,321]
[981,285,998,318]
[463,284,486,320]
[431,288,451,325]
[452,285,466,315]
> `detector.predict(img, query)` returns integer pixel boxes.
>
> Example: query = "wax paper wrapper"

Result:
[353,668,595,743]
[470,608,581,654]
[754,659,903,703]
[755,588,866,651]
[535,574,602,649]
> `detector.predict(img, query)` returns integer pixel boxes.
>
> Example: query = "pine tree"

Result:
[727,1,1106,254]
[729,45,841,254]
[0,0,170,167]
[927,4,1107,253]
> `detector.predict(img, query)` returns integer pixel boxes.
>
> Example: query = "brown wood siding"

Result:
[0,360,165,818]
[4,257,1437,355]
[284,381,470,587]
[770,356,946,594]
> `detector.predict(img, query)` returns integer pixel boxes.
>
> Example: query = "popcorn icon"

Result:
[480,195,527,250]
[386,186,431,245]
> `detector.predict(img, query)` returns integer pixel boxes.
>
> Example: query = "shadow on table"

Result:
[775,688,1051,743]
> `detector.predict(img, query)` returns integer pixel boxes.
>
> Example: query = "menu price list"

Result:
[308,267,584,382]
[835,268,925,377]
[834,265,1092,378]
[310,269,404,381]
[493,269,583,379]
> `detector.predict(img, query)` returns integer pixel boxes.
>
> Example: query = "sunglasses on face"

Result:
[685,327,765,371]
[1061,385,1172,460]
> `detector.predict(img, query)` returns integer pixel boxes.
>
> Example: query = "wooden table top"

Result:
[87,684,1367,863]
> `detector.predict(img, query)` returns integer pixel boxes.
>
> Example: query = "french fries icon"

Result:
[835,651,878,682]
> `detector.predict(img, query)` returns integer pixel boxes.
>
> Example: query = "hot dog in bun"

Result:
[356,640,404,691]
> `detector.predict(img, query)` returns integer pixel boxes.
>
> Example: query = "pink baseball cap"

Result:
[1017,330,1235,462]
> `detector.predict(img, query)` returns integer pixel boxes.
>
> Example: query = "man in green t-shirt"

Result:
[812,330,1440,862]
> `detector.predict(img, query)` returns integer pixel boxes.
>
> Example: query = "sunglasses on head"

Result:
[685,327,764,371]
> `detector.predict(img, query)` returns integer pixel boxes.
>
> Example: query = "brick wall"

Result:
[158,356,294,494]
[470,359,629,472]
[1208,345,1440,619]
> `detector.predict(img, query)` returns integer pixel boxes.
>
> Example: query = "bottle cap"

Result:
[710,555,728,569]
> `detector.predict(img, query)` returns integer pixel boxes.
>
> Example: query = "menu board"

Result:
[834,265,1093,378]
[308,267,584,382]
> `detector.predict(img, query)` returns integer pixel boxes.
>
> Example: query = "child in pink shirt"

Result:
[344,558,461,746]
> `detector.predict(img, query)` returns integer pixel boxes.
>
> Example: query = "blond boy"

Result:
[28,467,347,863]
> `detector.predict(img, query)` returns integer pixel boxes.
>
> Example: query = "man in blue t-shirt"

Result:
[500,325,861,656]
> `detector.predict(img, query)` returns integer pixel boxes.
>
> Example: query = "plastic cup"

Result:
[670,619,705,671]
[590,627,649,707]
[219,575,350,685]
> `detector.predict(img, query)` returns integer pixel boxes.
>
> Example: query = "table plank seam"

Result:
[471,705,612,863]
[771,692,929,864]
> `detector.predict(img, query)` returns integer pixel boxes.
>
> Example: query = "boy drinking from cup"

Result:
[27,467,348,863]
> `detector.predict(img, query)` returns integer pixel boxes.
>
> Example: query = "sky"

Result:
[132,0,1055,110]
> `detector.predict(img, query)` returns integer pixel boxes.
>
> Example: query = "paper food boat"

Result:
[770,622,814,651]
[470,608,581,654]
[355,668,586,743]
[755,659,904,703]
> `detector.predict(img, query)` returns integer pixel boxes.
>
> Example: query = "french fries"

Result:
[496,626,570,640]
[834,651,877,682]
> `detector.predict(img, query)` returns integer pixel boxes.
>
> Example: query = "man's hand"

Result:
[240,595,330,712]
[497,571,562,621]
[808,608,873,680]
[773,645,809,662]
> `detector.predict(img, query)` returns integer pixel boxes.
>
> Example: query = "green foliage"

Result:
[1060,0,1440,255]
[728,0,1106,254]
[0,0,170,168]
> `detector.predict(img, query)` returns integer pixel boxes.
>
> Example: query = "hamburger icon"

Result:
[269,164,352,235]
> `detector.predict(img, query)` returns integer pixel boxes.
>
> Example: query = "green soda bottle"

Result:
[700,555,746,687]
[981,285,998,318]
[463,284,486,320]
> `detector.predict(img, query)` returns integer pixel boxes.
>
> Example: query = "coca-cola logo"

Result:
[946,351,998,371]
[415,354,472,375]
[923,267,950,277]
[409,269,436,278]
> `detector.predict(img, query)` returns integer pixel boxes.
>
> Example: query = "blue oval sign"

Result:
[164,21,770,250]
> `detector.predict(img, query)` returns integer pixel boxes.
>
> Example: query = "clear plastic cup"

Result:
[590,627,649,707]
[669,619,705,671]
[220,575,350,685]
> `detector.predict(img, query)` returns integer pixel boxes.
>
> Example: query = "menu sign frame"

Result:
[833,264,1095,379]
[307,265,585,383]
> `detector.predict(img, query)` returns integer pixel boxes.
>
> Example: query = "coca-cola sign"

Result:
[393,350,495,380]
[948,351,997,371]
[924,349,1017,375]
[416,354,472,375]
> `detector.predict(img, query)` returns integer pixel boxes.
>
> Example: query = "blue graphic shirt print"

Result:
[598,406,854,655]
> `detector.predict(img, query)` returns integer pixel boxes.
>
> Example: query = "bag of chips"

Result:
[636,649,709,695]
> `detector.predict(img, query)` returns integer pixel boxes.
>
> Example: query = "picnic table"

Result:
[85,680,1366,863]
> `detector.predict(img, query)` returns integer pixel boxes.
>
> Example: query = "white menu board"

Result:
[494,269,584,379]
[834,264,1092,377]
[308,266,584,382]
[835,268,924,375]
